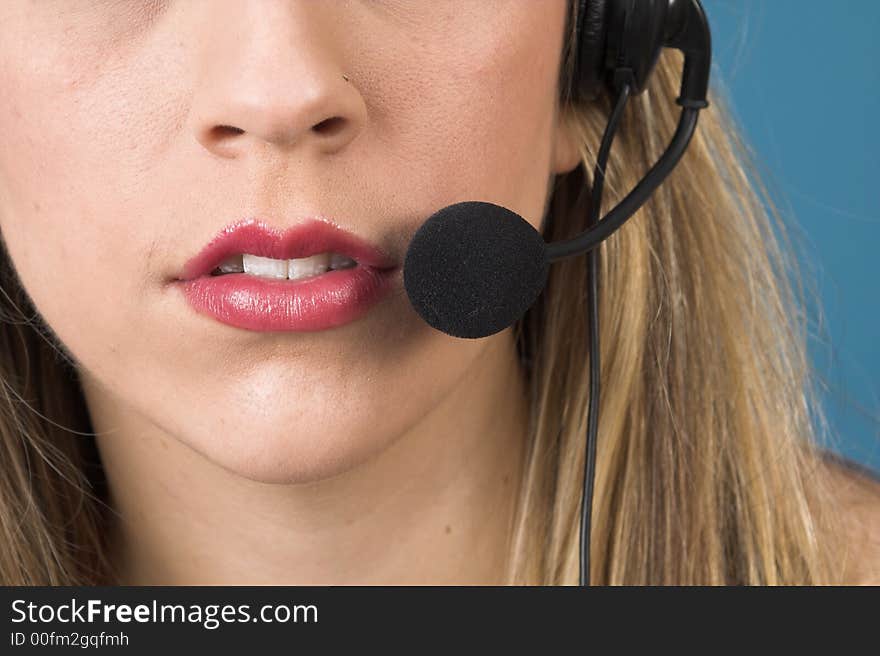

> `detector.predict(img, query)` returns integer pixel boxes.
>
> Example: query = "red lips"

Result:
[174,217,400,332]
[179,217,398,281]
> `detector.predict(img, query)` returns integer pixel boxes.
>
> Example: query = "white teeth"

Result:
[242,254,288,279]
[221,252,357,280]
[289,253,331,281]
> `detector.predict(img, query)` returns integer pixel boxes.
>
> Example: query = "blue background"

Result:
[703,1,879,473]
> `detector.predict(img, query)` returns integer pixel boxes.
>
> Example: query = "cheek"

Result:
[0,16,186,367]
[354,2,566,224]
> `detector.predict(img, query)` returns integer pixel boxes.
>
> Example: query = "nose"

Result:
[189,1,367,159]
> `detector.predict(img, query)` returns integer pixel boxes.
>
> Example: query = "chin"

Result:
[183,416,395,486]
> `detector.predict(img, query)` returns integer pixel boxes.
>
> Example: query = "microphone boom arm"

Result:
[546,105,701,263]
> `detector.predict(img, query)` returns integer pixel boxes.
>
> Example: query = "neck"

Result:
[85,332,530,585]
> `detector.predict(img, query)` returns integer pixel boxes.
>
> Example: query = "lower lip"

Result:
[178,265,399,332]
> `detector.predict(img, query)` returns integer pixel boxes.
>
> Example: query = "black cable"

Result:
[579,82,631,587]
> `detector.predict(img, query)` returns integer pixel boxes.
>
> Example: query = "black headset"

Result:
[401,0,712,585]
[571,0,710,105]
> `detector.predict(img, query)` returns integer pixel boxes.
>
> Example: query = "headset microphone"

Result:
[402,0,711,585]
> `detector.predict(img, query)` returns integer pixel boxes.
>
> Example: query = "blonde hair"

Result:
[0,1,843,585]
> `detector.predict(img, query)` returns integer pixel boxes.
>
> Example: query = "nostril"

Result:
[212,125,245,137]
[313,116,346,137]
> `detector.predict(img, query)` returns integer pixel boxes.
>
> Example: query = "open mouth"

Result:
[209,252,359,281]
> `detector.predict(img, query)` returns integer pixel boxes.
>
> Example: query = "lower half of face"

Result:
[0,0,573,483]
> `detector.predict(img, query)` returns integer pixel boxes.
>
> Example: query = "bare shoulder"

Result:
[816,452,880,584]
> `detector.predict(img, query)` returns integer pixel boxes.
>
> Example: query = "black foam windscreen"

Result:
[403,201,549,339]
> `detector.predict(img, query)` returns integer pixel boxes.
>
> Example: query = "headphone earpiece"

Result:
[572,0,673,103]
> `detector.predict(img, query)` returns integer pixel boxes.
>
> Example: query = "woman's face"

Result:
[0,1,579,483]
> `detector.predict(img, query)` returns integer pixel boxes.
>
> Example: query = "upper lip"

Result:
[178,217,398,281]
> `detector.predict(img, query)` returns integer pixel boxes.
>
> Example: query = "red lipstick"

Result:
[176,218,399,332]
